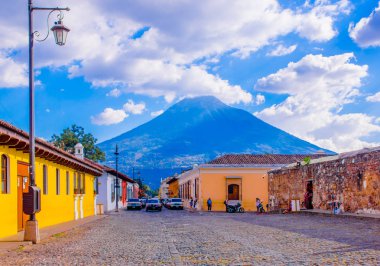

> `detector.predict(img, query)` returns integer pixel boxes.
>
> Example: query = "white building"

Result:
[96,165,137,212]
[159,177,170,199]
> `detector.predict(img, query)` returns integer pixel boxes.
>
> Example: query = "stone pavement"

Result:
[0,215,106,255]
[0,209,379,265]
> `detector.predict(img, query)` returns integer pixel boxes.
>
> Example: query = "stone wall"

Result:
[268,148,380,214]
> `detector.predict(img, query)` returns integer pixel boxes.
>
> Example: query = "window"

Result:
[66,171,70,195]
[111,178,115,202]
[56,168,60,195]
[117,180,122,201]
[1,155,9,194]
[94,177,99,195]
[73,172,78,194]
[43,165,48,195]
[81,173,85,194]
[74,172,85,194]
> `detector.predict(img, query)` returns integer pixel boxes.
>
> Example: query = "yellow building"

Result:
[0,120,103,239]
[179,154,322,212]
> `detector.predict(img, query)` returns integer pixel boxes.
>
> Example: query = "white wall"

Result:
[97,172,124,212]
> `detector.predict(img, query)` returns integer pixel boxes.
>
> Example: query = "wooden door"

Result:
[228,184,239,200]
[17,162,29,231]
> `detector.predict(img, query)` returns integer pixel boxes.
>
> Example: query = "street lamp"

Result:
[26,0,70,244]
[115,145,119,212]
[51,19,70,46]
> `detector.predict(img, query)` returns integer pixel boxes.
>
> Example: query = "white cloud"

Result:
[295,0,352,42]
[45,108,51,113]
[255,53,380,152]
[106,88,122,97]
[0,0,351,104]
[349,2,380,48]
[123,100,146,114]
[0,52,27,88]
[255,94,266,105]
[91,108,128,125]
[366,91,380,102]
[151,110,164,117]
[267,44,297,57]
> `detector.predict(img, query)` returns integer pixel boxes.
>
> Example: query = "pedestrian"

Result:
[207,197,212,212]
[194,199,198,210]
[256,198,261,213]
[190,197,193,210]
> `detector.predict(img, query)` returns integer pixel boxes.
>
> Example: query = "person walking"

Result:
[189,197,194,211]
[256,198,261,213]
[207,198,212,212]
[194,199,198,210]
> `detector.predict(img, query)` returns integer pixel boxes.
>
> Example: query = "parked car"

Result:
[140,198,147,208]
[127,198,142,210]
[146,199,162,212]
[167,198,183,210]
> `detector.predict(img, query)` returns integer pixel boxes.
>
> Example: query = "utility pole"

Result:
[115,145,119,212]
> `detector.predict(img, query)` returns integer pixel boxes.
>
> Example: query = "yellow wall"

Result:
[0,146,96,239]
[0,146,18,239]
[199,167,269,212]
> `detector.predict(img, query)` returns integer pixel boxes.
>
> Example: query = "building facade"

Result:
[96,165,137,212]
[0,120,103,239]
[159,177,170,198]
[167,177,179,198]
[178,154,326,212]
[268,147,380,214]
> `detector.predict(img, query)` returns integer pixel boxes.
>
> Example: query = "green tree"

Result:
[50,124,105,162]
[303,156,311,165]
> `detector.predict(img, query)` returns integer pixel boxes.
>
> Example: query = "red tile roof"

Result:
[103,165,135,183]
[208,154,329,165]
[0,119,103,176]
[166,177,178,184]
[83,159,135,183]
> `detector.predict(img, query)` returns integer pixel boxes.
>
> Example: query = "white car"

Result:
[127,198,142,210]
[167,198,184,210]
[146,199,162,211]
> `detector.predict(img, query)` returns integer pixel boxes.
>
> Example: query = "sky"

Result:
[0,0,379,153]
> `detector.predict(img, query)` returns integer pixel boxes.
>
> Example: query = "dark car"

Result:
[167,198,183,210]
[146,199,162,212]
[127,198,142,210]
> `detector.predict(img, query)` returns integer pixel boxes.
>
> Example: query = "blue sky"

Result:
[0,0,379,152]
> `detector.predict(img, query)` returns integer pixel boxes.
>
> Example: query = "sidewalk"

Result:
[0,215,107,255]
[300,209,380,219]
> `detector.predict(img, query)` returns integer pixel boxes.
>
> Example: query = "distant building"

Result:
[178,154,326,211]
[159,177,170,198]
[167,177,179,198]
[268,147,380,214]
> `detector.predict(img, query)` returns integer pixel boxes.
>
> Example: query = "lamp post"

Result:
[26,0,70,244]
[115,145,119,212]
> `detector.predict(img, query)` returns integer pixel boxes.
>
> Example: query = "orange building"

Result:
[178,154,325,211]
[167,177,179,198]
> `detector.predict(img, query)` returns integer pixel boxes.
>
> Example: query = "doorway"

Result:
[304,180,313,209]
[228,184,239,200]
[17,162,29,231]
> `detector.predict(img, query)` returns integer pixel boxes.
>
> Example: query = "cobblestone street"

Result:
[1,209,379,265]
